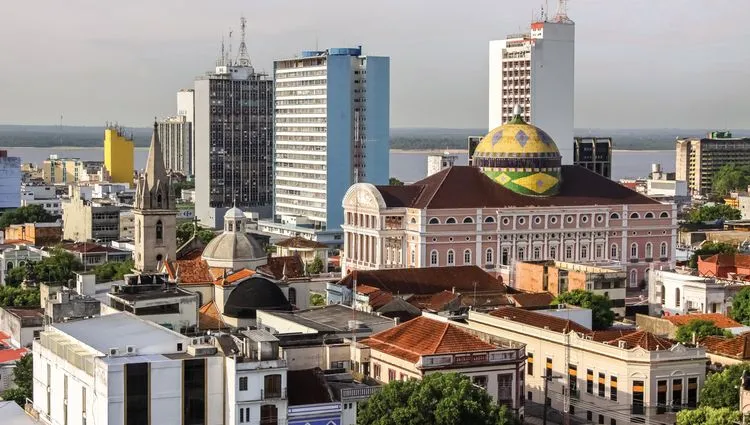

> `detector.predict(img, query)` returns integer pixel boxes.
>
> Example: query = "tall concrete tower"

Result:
[488,4,575,164]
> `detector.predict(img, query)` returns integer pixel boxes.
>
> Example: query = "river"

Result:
[4,147,674,183]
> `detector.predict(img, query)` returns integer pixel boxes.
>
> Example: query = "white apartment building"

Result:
[488,13,574,164]
[0,151,21,210]
[467,307,707,425]
[647,269,748,316]
[157,115,194,176]
[267,47,389,246]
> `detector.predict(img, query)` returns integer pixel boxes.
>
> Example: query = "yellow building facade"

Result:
[103,127,134,186]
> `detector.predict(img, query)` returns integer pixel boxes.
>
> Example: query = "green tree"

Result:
[730,287,750,326]
[310,293,325,307]
[3,249,83,286]
[176,221,216,247]
[0,204,56,229]
[689,204,741,223]
[172,180,195,198]
[389,177,404,186]
[700,364,750,410]
[305,256,325,275]
[1,353,32,406]
[552,289,615,330]
[0,286,41,307]
[677,406,741,425]
[712,163,750,196]
[357,373,518,425]
[93,259,134,282]
[4,266,28,287]
[689,241,737,269]
[674,319,732,344]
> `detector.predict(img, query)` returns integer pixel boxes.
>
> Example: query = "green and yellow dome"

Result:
[474,106,562,196]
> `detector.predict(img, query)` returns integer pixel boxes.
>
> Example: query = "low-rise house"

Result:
[0,331,28,393]
[274,236,329,270]
[698,253,750,279]
[3,222,62,246]
[355,315,527,418]
[648,269,749,316]
[467,306,707,425]
[636,313,746,339]
[0,306,44,348]
[50,242,131,268]
[699,333,750,366]
[0,243,44,286]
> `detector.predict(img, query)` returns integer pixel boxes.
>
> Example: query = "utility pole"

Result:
[543,374,550,425]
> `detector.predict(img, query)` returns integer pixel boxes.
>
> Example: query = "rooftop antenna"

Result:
[228,28,234,66]
[236,16,252,67]
[58,114,63,146]
[554,0,573,23]
[220,35,226,66]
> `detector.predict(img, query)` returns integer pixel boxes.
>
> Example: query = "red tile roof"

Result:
[214,268,255,286]
[605,331,674,351]
[663,313,742,329]
[275,236,328,249]
[338,266,504,295]
[198,301,226,330]
[0,333,27,364]
[60,242,127,253]
[257,256,305,280]
[489,306,592,334]
[374,166,659,209]
[361,316,497,363]
[408,291,460,312]
[700,253,750,268]
[367,290,394,310]
[356,285,382,295]
[510,292,555,307]
[699,333,750,360]
[588,329,638,343]
[165,249,214,285]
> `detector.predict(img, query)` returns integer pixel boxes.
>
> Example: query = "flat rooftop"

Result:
[263,304,396,334]
[110,286,196,303]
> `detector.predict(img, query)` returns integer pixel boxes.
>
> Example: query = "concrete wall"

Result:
[635,314,677,338]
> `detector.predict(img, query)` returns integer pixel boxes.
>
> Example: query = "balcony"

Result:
[629,258,639,263]
[261,388,287,400]
[645,258,653,263]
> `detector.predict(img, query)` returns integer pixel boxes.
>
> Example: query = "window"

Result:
[157,193,163,208]
[156,220,163,241]
[599,414,604,424]
[610,376,617,401]
[645,242,653,259]
[497,373,513,406]
[429,217,440,224]
[610,244,618,259]
[645,212,654,218]
[446,217,457,224]
[464,249,471,265]
[545,357,552,378]
[518,247,525,261]
[581,245,588,259]
[463,216,474,224]
[672,378,683,409]
[527,353,534,376]
[410,217,416,224]
[447,250,455,265]
[410,250,415,265]
[595,244,603,259]
[430,250,438,266]
[586,369,594,394]
[629,269,638,287]
[550,246,557,259]
[264,374,282,399]
[485,248,493,264]
[484,216,495,223]
[660,211,669,218]
[587,411,593,421]
[125,363,149,425]
[675,287,681,307]
[598,373,605,397]
[388,369,396,382]
[632,380,645,415]
[687,377,698,408]
[260,404,278,425]
[657,380,667,414]
[472,375,488,389]
[660,242,668,258]
[533,246,541,260]
[373,363,381,380]
[239,376,248,391]
[630,212,640,219]
[501,248,509,265]
[610,213,620,219]
[569,364,578,394]
[630,243,638,258]
[288,287,297,305]
[565,245,573,260]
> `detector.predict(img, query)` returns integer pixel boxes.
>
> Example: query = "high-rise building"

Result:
[133,123,177,272]
[177,88,195,173]
[488,5,574,163]
[260,47,389,245]
[103,126,134,185]
[194,43,274,228]
[573,137,613,179]
[157,115,193,176]
[0,150,21,211]
[467,136,482,167]
[42,156,108,185]
[427,152,457,177]
[676,131,750,196]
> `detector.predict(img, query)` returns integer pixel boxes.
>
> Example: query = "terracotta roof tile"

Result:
[0,343,27,364]
[510,292,555,307]
[489,306,592,334]
[60,242,128,254]
[663,313,742,329]
[198,301,226,330]
[701,253,750,268]
[367,290,394,310]
[356,285,381,295]
[339,265,504,295]
[699,333,750,360]
[408,291,460,312]
[275,236,328,249]
[214,268,255,286]
[605,330,674,351]
[257,256,305,280]
[588,329,638,343]
[375,166,659,209]
[167,255,213,285]
[360,316,497,363]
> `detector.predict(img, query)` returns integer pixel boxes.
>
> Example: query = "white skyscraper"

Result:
[488,5,575,163]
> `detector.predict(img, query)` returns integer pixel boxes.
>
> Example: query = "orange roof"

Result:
[0,347,27,364]
[198,301,226,330]
[663,313,742,329]
[700,254,750,269]
[509,292,555,307]
[213,268,255,286]
[489,306,592,334]
[360,316,497,363]
[1,239,32,245]
[408,291,460,312]
[356,285,381,295]
[275,236,328,249]
[699,333,750,360]
[604,330,674,351]
[163,249,214,285]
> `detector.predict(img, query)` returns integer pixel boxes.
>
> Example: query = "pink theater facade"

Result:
[340,166,677,288]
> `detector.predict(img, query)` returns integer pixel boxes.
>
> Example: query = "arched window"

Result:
[447,250,455,265]
[288,287,297,305]
[630,269,638,287]
[6,262,13,271]
[630,212,640,219]
[645,242,653,259]
[464,249,472,265]
[501,248,509,265]
[660,285,665,305]
[463,216,474,224]
[410,249,415,265]
[675,287,681,307]
[630,243,638,258]
[595,244,603,259]
[533,246,541,260]
[611,244,618,259]
[565,245,573,260]
[610,213,620,219]
[518,247,525,261]
[157,193,163,208]
[484,216,495,223]
[430,250,438,266]
[410,217,416,224]
[581,245,588,259]
[260,404,278,425]
[660,242,668,258]
[428,218,440,224]
[550,246,557,260]
[446,217,457,224]
[645,212,654,219]
[485,248,493,264]
[156,220,163,241]
[660,212,670,218]
[228,222,234,232]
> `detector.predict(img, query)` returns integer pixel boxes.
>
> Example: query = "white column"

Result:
[375,236,382,266]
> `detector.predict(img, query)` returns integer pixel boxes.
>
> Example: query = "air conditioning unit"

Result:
[108,347,119,356]
[191,338,200,345]
[126,345,136,354]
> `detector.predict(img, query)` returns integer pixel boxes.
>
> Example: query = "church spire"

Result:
[145,120,169,189]
[135,120,174,211]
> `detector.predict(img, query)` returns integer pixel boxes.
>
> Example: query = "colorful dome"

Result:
[473,106,562,196]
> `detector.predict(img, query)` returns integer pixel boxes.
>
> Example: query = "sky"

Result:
[1,0,749,130]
